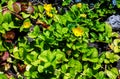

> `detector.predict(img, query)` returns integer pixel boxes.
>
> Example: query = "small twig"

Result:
[10,54,24,62]
[105,64,107,70]
[10,11,23,20]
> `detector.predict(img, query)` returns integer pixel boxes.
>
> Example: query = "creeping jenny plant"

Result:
[0,0,120,79]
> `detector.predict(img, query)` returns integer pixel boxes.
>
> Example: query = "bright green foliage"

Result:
[0,0,120,79]
[0,74,8,79]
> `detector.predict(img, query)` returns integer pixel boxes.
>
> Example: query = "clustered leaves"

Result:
[0,0,120,79]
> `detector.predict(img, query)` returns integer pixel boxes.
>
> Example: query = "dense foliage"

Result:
[0,0,120,79]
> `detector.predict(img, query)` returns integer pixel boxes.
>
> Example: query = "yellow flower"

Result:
[76,3,82,8]
[80,14,87,18]
[72,27,84,37]
[23,22,31,28]
[46,11,53,17]
[44,4,52,12]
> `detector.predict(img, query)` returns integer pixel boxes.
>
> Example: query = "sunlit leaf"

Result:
[105,70,117,79]
[3,11,12,23]
[105,22,112,37]
[0,74,7,79]
[38,65,44,73]
[95,71,105,79]
[7,0,14,11]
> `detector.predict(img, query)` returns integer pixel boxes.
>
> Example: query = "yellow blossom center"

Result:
[44,4,52,12]
[72,27,84,37]
[46,11,53,17]
[76,3,82,8]
[23,22,31,28]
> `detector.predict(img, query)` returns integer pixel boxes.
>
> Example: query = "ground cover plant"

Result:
[1,0,120,79]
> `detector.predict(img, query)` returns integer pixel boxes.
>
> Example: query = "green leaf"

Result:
[0,13,3,24]
[105,70,117,79]
[1,0,8,4]
[38,50,50,62]
[0,74,8,79]
[82,54,89,61]
[38,65,44,73]
[0,26,5,33]
[31,60,41,66]
[63,73,70,79]
[30,51,38,61]
[55,49,68,62]
[28,25,40,38]
[89,58,98,63]
[9,21,14,27]
[3,12,12,23]
[93,63,101,70]
[77,76,83,79]
[74,60,82,72]
[95,71,105,79]
[71,4,78,12]
[26,51,38,64]
[111,68,119,76]
[68,58,82,72]
[83,64,89,74]
[31,13,39,19]
[64,12,73,22]
[53,15,61,23]
[24,71,31,77]
[62,27,68,34]
[112,39,120,53]
[113,55,120,61]
[35,40,44,51]
[117,0,120,8]
[60,16,67,25]
[38,35,45,41]
[113,39,120,46]
[104,59,110,64]
[97,23,105,32]
[2,22,9,31]
[43,30,50,37]
[44,62,51,68]
[56,23,62,33]
[99,53,106,63]
[21,12,30,18]
[62,0,71,6]
[83,68,93,77]
[13,47,26,59]
[105,52,113,59]
[38,5,44,13]
[68,58,75,67]
[74,42,82,50]
[7,0,14,11]
[0,41,6,51]
[90,32,98,40]
[61,64,68,73]
[85,49,92,56]
[67,43,73,48]
[70,67,76,78]
[105,22,112,37]
[54,32,62,38]
[31,71,38,78]
[99,33,104,41]
[90,48,98,58]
